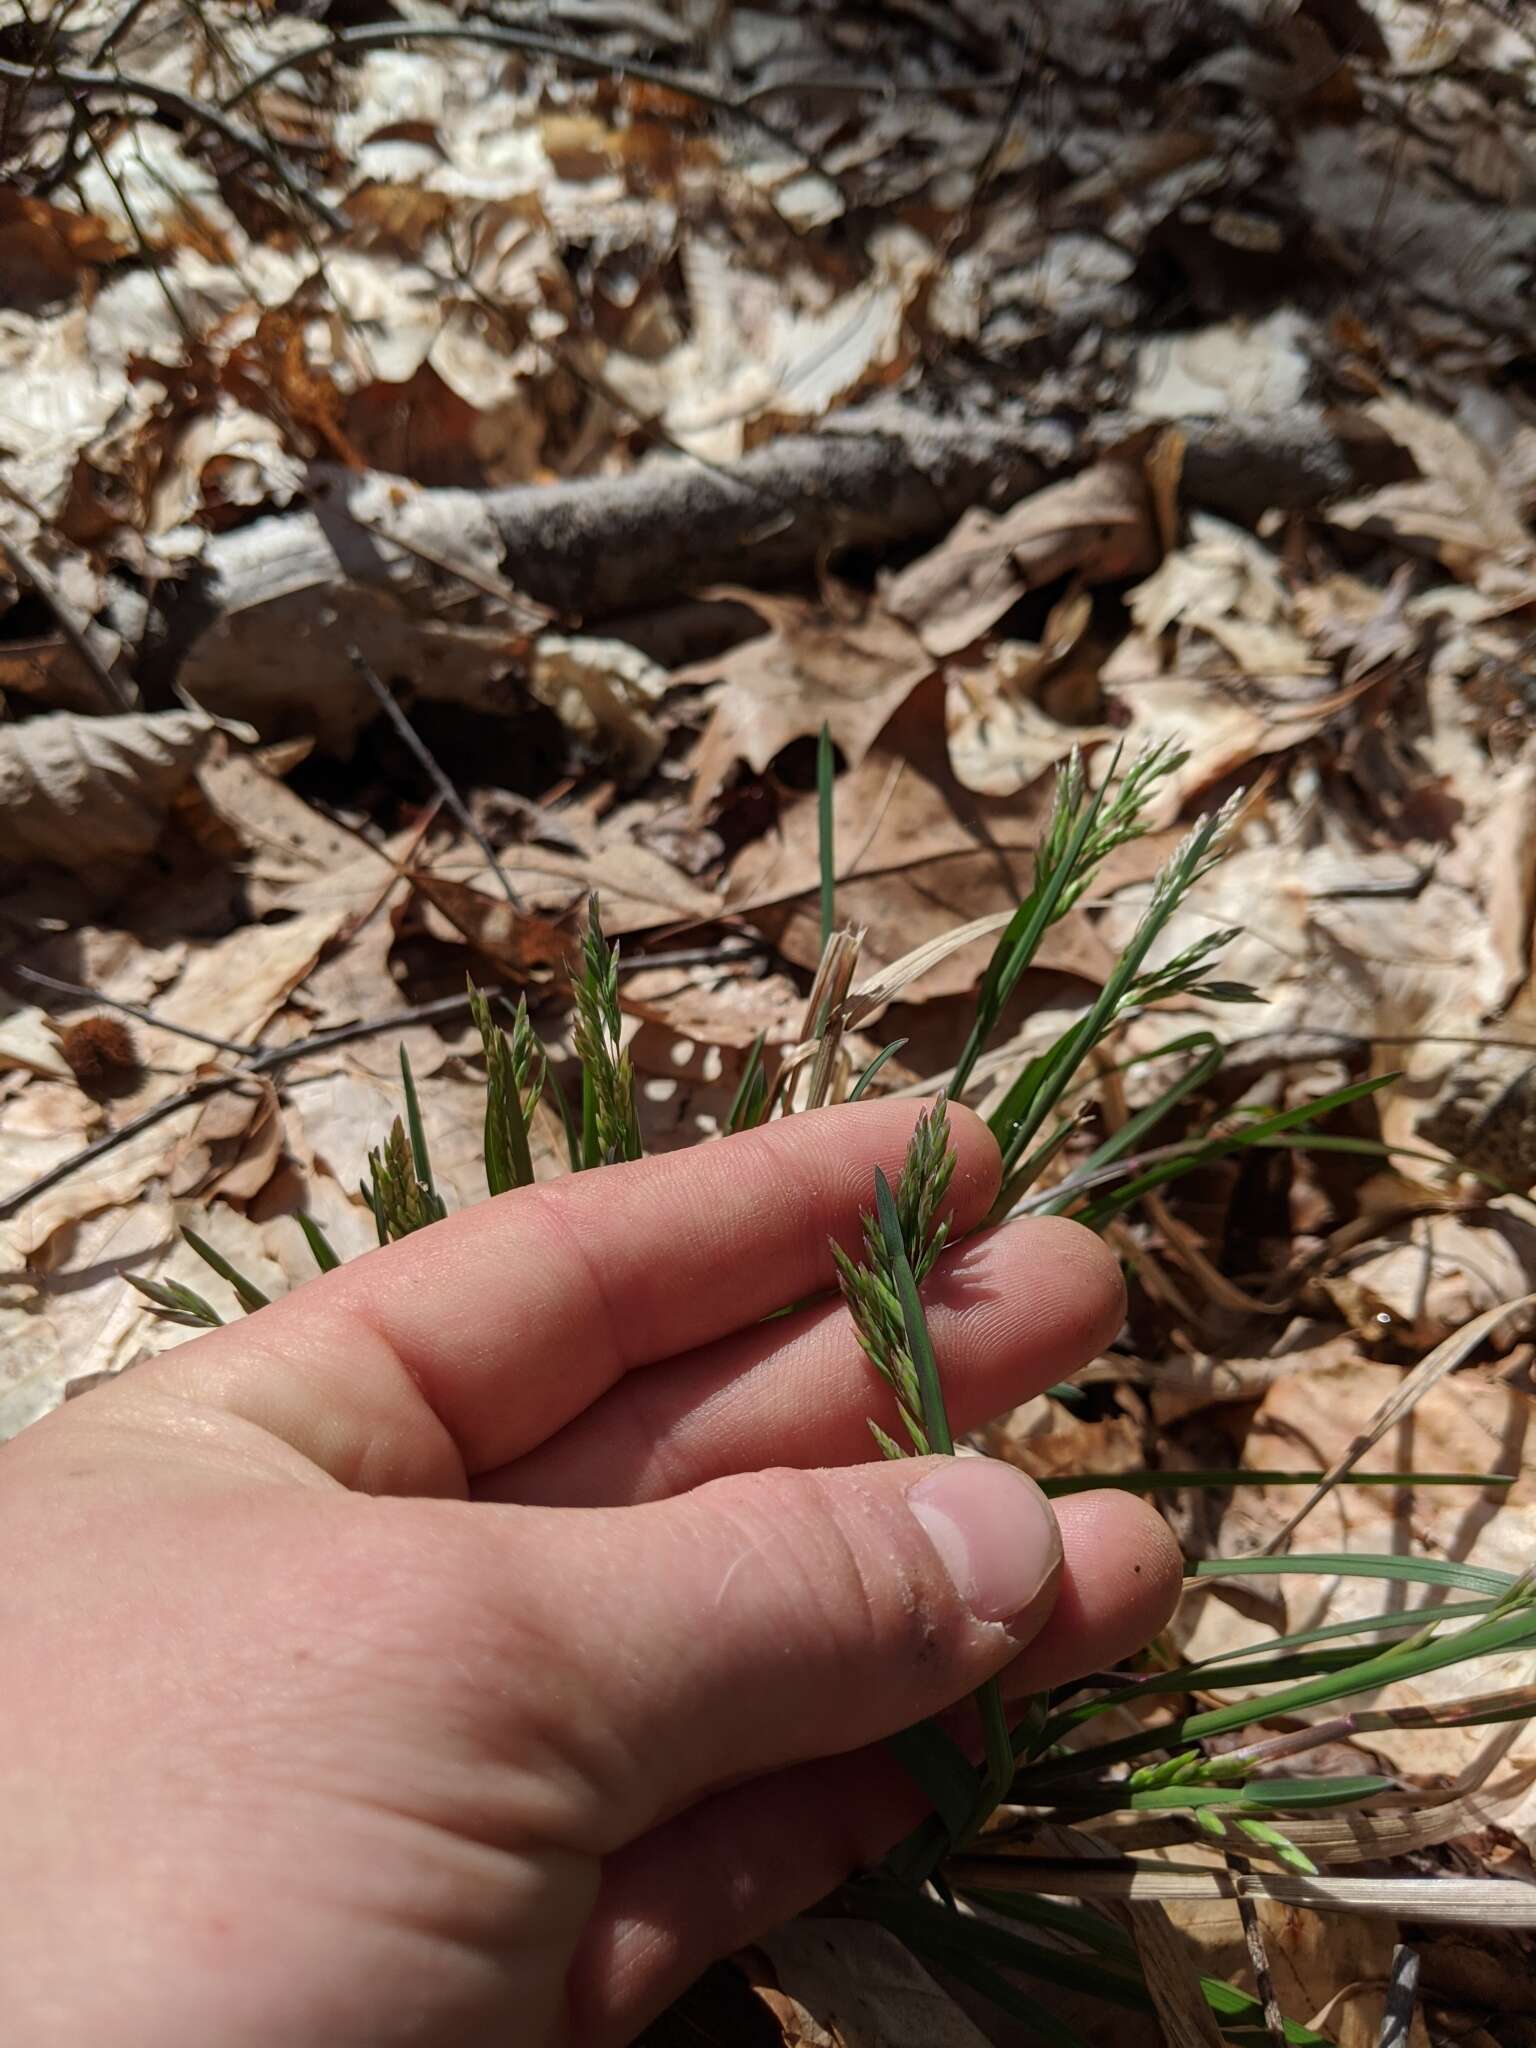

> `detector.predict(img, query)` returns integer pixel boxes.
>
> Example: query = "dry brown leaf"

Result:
[191,741,379,895]
[0,191,126,309]
[406,872,572,974]
[740,1918,996,2048]
[146,909,353,1076]
[0,1006,75,1082]
[686,592,934,812]
[168,1079,284,1203]
[1175,1362,1536,1845]
[0,709,214,869]
[419,835,718,944]
[884,460,1158,659]
[1329,397,1534,589]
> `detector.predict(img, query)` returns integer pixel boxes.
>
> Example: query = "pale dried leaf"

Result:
[955,1859,1536,1925]
[0,709,213,868]
[885,459,1158,658]
[742,1918,996,2048]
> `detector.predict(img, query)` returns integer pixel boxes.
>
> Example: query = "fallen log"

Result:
[162,401,1365,745]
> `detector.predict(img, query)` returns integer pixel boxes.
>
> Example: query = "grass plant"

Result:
[131,754,1535,2037]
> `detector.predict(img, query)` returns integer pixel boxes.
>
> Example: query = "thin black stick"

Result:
[1228,1857,1288,2048]
[0,55,348,233]
[10,965,258,1057]
[348,648,524,914]
[216,21,836,184]
[1,941,758,1220]
[1379,1944,1419,2048]
[0,531,130,712]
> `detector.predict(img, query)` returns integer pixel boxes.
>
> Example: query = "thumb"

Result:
[503,1454,1062,1842]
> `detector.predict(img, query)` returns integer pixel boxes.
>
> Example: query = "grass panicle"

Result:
[469,979,546,1194]
[834,1098,1018,1846]
[363,1113,447,1244]
[832,1097,956,1457]
[989,790,1252,1199]
[949,740,1185,1098]
[572,895,641,1168]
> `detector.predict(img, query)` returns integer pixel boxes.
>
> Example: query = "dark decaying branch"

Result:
[162,401,1362,736]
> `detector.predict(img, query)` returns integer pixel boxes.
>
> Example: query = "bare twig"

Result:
[0,530,131,711]
[349,648,525,914]
[1230,1858,1288,2048]
[217,21,836,184]
[0,937,759,1220]
[1379,1945,1419,2048]
[0,54,348,233]
[9,965,257,1057]
[0,991,478,1223]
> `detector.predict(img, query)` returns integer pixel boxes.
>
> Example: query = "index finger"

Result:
[140,1100,1000,1493]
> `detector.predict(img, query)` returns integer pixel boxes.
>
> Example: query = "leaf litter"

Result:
[7,1,1536,2041]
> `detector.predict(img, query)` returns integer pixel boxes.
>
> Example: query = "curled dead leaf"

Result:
[0,709,214,869]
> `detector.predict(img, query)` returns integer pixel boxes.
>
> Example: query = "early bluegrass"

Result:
[129,744,1534,2042]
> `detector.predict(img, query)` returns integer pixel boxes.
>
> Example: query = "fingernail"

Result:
[908,1458,1061,1627]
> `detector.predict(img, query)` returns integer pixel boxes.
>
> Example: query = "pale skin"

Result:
[0,1100,1181,2046]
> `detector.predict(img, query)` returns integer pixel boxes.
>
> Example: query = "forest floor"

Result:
[6,3,1536,2042]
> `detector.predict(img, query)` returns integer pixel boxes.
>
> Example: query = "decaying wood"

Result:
[162,402,1363,741]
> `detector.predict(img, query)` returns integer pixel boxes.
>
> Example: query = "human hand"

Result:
[0,1100,1180,2046]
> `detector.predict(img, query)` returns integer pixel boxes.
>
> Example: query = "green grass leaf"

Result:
[125,1272,225,1327]
[817,720,836,950]
[848,1037,907,1102]
[182,1227,269,1313]
[296,1213,341,1273]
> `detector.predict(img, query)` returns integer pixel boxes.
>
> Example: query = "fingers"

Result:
[134,1100,999,1495]
[998,1488,1183,1699]
[480,1215,1126,1507]
[574,1749,924,2047]
[570,1491,1183,2047]
[496,1454,1063,1845]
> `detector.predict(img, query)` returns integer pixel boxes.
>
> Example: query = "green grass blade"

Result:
[296,1213,341,1273]
[181,1227,269,1313]
[398,1044,441,1213]
[1191,1553,1516,1595]
[1076,1072,1400,1225]
[992,1112,1081,1214]
[1193,1596,1501,1668]
[1041,1469,1511,1497]
[849,1037,908,1102]
[1035,1033,1224,1219]
[725,1032,767,1133]
[1032,1601,1536,1777]
[125,1273,225,1327]
[817,720,836,950]
[883,1722,979,1841]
